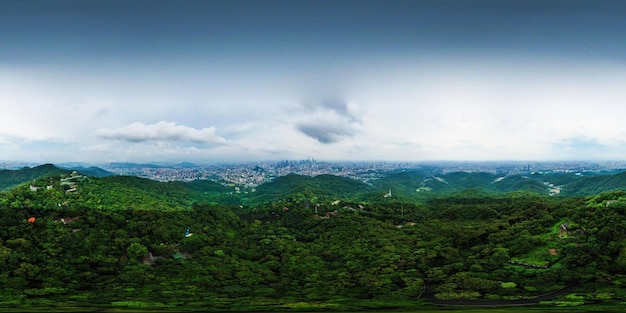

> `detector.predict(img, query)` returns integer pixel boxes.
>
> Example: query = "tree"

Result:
[127,243,148,262]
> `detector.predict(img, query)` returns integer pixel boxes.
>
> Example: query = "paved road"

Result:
[423,284,579,307]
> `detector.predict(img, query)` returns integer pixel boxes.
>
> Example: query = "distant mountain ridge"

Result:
[103,161,199,168]
[106,162,165,168]
[56,165,114,178]
[373,168,626,198]
[5,163,626,204]
[373,169,550,197]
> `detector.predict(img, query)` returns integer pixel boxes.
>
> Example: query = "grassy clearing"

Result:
[511,220,572,267]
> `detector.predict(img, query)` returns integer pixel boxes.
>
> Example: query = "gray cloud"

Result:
[295,98,363,144]
[97,121,227,144]
[297,123,356,144]
[321,100,354,120]
[302,99,360,122]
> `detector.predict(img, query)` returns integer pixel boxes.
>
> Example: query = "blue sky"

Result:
[1,0,626,163]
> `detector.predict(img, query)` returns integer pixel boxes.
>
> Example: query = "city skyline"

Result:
[2,0,626,163]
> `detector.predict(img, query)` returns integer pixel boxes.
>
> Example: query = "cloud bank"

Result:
[97,121,227,145]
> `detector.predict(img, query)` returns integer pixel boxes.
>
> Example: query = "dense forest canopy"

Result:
[1,165,626,310]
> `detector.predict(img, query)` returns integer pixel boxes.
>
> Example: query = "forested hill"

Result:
[374,170,550,196]
[560,171,626,196]
[243,173,376,206]
[0,164,70,191]
[6,164,626,206]
[0,164,112,191]
[58,166,114,178]
[374,169,626,198]
[2,172,626,310]
[72,175,235,210]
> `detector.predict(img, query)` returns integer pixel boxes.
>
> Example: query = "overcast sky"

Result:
[1,0,626,164]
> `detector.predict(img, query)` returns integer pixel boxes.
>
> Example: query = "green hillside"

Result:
[373,170,552,199]
[440,171,498,191]
[372,169,626,198]
[529,172,584,186]
[491,175,550,194]
[243,173,375,206]
[561,171,626,196]
[0,164,70,191]
[372,169,434,199]
[76,175,235,210]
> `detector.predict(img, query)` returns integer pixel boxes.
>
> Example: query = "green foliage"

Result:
[126,243,148,261]
[501,282,517,288]
[111,300,167,308]
[2,170,626,310]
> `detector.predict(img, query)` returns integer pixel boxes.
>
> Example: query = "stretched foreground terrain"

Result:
[1,164,626,311]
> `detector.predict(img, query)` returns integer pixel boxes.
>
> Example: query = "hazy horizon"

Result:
[4,159,626,170]
[2,0,626,163]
